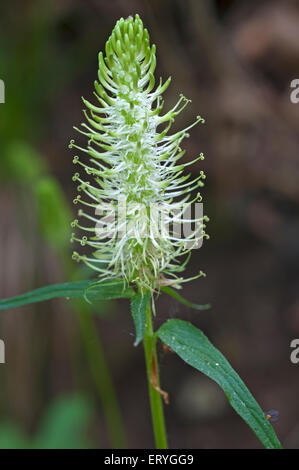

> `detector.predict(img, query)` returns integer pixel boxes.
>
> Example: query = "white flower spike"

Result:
[70,14,209,292]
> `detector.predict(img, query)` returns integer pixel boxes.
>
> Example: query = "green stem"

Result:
[59,254,127,449]
[58,253,127,448]
[77,307,127,449]
[143,300,168,449]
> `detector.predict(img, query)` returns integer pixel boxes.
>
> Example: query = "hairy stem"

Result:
[143,300,168,449]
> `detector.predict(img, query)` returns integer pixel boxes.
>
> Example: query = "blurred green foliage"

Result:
[2,141,47,184]
[34,177,72,251]
[0,395,95,449]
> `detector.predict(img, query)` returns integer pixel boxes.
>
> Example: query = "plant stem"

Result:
[143,300,168,449]
[77,307,127,448]
[62,255,127,449]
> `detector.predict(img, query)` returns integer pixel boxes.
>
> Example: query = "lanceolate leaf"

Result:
[0,280,134,312]
[157,319,282,449]
[161,286,210,311]
[130,292,151,346]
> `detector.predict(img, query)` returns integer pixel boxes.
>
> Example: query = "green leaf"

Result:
[162,286,210,311]
[34,177,72,250]
[2,141,47,184]
[0,395,95,449]
[130,292,151,346]
[0,423,30,449]
[157,319,282,449]
[0,280,134,312]
[33,395,94,449]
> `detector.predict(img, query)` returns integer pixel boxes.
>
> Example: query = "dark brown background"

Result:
[1,0,299,449]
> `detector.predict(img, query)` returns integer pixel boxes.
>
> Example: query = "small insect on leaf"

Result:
[265,409,279,423]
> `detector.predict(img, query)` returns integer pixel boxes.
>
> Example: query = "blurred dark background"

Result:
[1,0,299,449]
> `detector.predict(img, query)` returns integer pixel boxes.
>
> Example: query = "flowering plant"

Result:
[0,14,282,450]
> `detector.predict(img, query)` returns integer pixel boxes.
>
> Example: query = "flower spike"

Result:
[70,14,208,292]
